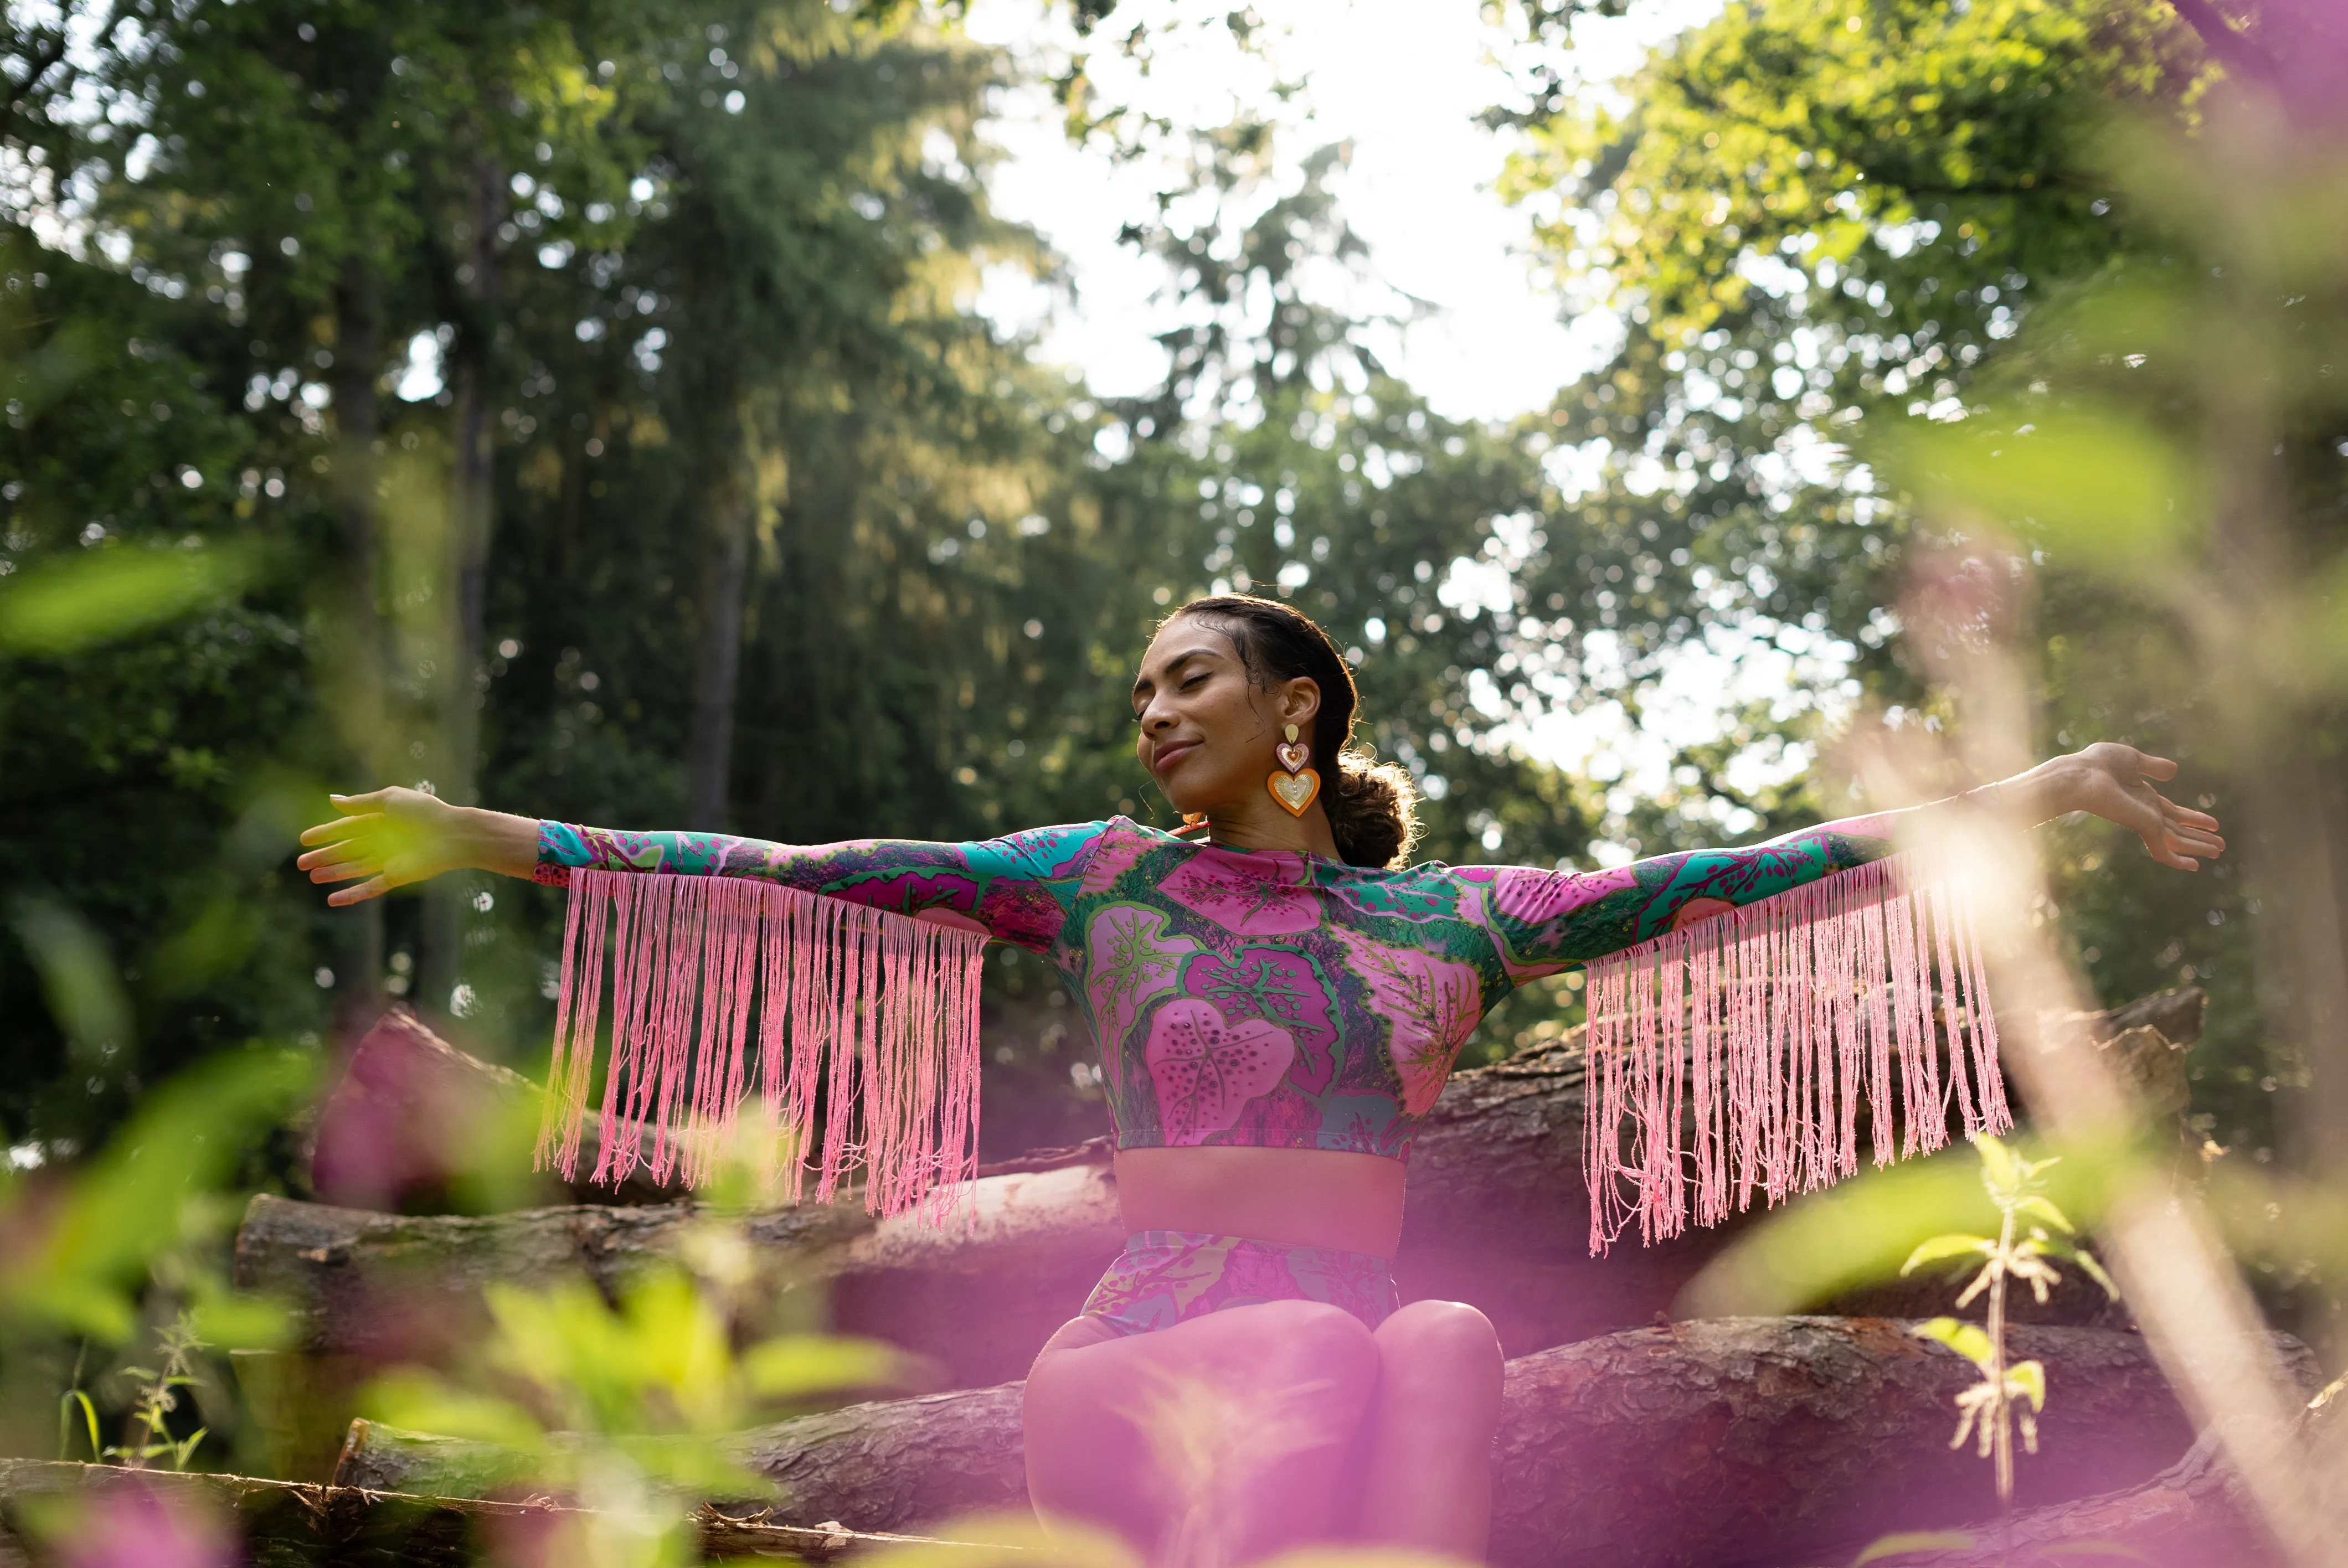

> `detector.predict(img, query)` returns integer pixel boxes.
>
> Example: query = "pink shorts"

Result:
[1080,1230,1398,1337]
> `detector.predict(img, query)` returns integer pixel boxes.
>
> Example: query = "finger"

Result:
[2139,826,2200,871]
[295,832,384,864]
[326,876,390,907]
[2134,753,2180,782]
[298,812,383,847]
[328,789,393,809]
[305,855,380,883]
[2161,803,2221,832]
[296,834,389,870]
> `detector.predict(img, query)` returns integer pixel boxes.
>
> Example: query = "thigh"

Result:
[1351,1299,1506,1555]
[1024,1301,1383,1562]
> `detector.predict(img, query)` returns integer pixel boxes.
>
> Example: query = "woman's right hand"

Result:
[296,787,526,906]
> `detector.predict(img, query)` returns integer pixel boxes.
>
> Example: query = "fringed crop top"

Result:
[535,813,1899,1163]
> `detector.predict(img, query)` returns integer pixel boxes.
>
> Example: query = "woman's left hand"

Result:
[2021,743,2225,871]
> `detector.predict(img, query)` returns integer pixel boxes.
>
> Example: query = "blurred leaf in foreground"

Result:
[365,1262,909,1562]
[8,897,133,1074]
[1678,1132,2141,1318]
[0,542,264,657]
[0,1049,313,1343]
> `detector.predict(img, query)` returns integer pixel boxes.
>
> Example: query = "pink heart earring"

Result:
[1268,723,1320,817]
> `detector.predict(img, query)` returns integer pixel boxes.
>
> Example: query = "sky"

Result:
[960,0,1700,425]
[960,0,1840,839]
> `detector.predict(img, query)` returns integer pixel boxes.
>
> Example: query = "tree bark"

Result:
[684,438,751,831]
[0,1458,993,1567]
[326,257,388,1027]
[1812,1374,2348,1568]
[331,1318,2319,1568]
[421,152,504,1021]
[263,991,2208,1391]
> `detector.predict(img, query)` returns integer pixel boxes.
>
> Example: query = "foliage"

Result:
[89,1314,211,1471]
[1484,0,2341,1198]
[1903,1138,2117,1506]
[366,1252,908,1564]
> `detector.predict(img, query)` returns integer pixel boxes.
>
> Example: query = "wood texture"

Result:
[255,988,2211,1400]
[334,1316,2314,1568]
[0,1458,1000,1567]
[1818,1372,2348,1568]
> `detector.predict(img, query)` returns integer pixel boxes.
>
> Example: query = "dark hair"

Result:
[1170,595,1422,869]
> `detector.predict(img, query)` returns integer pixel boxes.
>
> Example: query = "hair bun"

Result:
[1326,750,1420,870]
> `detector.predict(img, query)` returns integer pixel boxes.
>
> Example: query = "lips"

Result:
[1150,739,1201,776]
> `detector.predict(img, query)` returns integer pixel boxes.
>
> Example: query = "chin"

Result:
[1157,767,1230,818]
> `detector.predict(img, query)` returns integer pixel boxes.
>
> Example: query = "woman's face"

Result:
[1132,615,1321,814]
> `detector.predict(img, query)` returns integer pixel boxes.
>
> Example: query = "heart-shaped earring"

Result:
[1268,768,1321,815]
[1268,725,1320,817]
[1276,722,1310,776]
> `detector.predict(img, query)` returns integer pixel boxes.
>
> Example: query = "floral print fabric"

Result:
[1080,1229,1399,1335]
[535,812,1897,1163]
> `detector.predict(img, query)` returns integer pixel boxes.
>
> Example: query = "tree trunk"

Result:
[1819,1374,2348,1568]
[684,442,751,829]
[260,990,2207,1392]
[421,153,503,1021]
[327,258,388,1027]
[330,1318,2319,1568]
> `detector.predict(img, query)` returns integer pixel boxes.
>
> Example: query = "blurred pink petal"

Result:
[59,1476,238,1568]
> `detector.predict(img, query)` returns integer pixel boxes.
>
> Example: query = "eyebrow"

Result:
[1131,647,1219,705]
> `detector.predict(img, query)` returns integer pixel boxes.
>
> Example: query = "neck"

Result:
[1196,798,1342,860]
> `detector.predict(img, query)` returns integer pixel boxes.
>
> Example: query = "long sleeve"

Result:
[1471,811,1902,979]
[532,820,1105,956]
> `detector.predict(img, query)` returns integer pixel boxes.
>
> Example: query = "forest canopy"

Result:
[1,0,2331,1213]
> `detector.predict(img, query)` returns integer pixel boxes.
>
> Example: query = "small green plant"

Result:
[1902,1137,2118,1508]
[368,1245,905,1567]
[104,1313,212,1470]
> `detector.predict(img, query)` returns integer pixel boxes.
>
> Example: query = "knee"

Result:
[1248,1299,1383,1391]
[1377,1301,1505,1406]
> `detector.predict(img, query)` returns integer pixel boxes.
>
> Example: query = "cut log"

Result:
[1786,1371,2348,1568]
[248,991,2208,1404]
[333,1316,2317,1568]
[0,1457,1007,1566]
[307,1005,686,1210]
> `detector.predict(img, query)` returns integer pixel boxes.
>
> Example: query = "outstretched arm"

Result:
[296,787,536,906]
[1955,741,2222,871]
[1477,743,2223,973]
[1657,742,2226,930]
[296,787,1100,953]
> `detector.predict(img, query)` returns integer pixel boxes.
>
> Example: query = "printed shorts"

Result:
[1081,1229,1399,1337]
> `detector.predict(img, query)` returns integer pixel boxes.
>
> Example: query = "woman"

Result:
[298,594,2221,1563]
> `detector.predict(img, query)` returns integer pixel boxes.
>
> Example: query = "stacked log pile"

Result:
[185,989,2310,1566]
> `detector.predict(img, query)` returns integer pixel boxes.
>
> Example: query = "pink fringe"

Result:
[1582,854,2009,1255]
[534,871,988,1224]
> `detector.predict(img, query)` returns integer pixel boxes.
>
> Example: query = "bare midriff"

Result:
[1112,1146,1408,1259]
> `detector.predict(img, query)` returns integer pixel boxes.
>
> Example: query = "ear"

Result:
[1276,676,1322,731]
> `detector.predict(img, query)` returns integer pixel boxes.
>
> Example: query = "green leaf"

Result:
[742,1334,907,1402]
[1911,1317,1995,1370]
[2016,1194,2076,1234]
[1901,1234,1992,1275]
[2072,1248,2120,1300]
[0,542,265,656]
[2008,1359,2047,1410]
[1881,407,2200,581]
[1848,1532,1976,1566]
[57,1389,100,1462]
[1974,1136,2020,1198]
